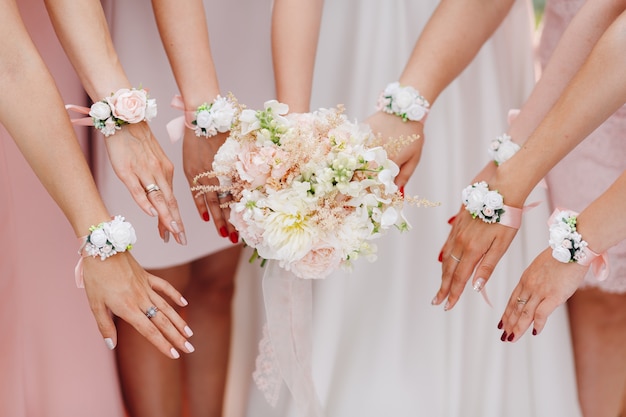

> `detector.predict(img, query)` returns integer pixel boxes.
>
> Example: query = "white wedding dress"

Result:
[228,1,582,416]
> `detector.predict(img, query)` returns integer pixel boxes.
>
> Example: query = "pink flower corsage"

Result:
[89,88,157,137]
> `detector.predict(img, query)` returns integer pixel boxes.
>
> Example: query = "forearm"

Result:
[399,0,515,105]
[507,0,626,144]
[271,0,324,112]
[151,0,220,108]
[1,1,109,235]
[44,0,130,100]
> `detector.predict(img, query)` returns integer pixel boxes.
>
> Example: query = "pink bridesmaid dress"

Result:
[0,1,125,416]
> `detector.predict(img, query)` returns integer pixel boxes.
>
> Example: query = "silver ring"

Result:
[450,254,462,263]
[516,297,528,305]
[217,191,230,199]
[145,183,160,195]
[145,305,158,319]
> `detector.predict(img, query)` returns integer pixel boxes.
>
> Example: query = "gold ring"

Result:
[450,254,461,263]
[145,183,160,195]
[516,297,528,305]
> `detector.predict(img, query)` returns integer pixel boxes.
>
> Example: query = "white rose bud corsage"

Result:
[548,209,590,264]
[377,82,430,122]
[462,181,506,224]
[192,95,237,138]
[488,133,520,166]
[88,88,156,137]
[81,215,137,260]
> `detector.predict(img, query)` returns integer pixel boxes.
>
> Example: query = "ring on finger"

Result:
[516,297,528,305]
[217,191,231,199]
[145,183,160,195]
[145,305,158,319]
[450,254,462,263]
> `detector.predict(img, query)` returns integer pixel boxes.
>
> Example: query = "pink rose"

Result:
[289,245,343,279]
[236,144,273,188]
[106,88,148,123]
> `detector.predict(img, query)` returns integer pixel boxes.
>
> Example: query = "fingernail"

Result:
[431,296,438,305]
[150,207,158,217]
[532,328,537,336]
[180,296,189,306]
[438,251,443,263]
[185,341,195,353]
[443,301,450,311]
[230,231,239,244]
[170,221,181,234]
[473,278,485,292]
[171,348,180,359]
[500,331,507,342]
[219,226,228,238]
[104,338,115,350]
[164,230,170,243]
[507,332,515,342]
[184,326,194,337]
[447,215,456,225]
[497,320,503,330]
[399,186,405,197]
[202,212,210,222]
[179,232,187,246]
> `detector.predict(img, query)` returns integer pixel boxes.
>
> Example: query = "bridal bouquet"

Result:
[194,99,427,279]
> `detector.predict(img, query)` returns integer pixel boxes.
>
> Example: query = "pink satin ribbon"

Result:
[166,95,195,143]
[499,201,540,229]
[65,104,96,127]
[548,208,610,281]
[74,236,88,288]
[253,261,324,417]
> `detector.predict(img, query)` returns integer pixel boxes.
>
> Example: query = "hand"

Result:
[82,252,194,358]
[498,248,588,342]
[434,207,518,310]
[365,111,424,188]
[182,128,238,244]
[103,122,186,245]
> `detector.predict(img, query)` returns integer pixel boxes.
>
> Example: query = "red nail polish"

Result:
[507,333,515,342]
[532,328,537,336]
[202,212,210,222]
[230,231,239,244]
[497,320,503,330]
[500,331,507,342]
[447,215,456,225]
[399,186,405,197]
[219,226,228,238]
[438,251,443,263]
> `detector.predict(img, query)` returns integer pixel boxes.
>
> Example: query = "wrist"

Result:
[78,215,137,260]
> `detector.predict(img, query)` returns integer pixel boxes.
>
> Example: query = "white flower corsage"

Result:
[488,133,520,166]
[377,82,430,122]
[81,215,137,260]
[461,181,505,224]
[548,209,589,264]
[191,95,237,137]
[89,88,157,137]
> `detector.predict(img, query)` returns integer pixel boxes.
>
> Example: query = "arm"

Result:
[43,0,187,245]
[0,0,193,358]
[150,0,238,243]
[437,3,626,309]
[271,0,324,112]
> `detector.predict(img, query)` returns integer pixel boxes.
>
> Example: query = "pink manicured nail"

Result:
[473,278,485,292]
[150,207,159,217]
[443,301,451,311]
[163,230,170,243]
[184,326,193,337]
[180,296,189,306]
[179,232,187,246]
[104,338,115,350]
[170,221,181,234]
[431,296,438,305]
[171,348,180,359]
[185,341,195,353]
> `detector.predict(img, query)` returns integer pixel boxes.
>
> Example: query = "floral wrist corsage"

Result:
[191,95,237,138]
[462,181,506,224]
[377,82,430,122]
[488,133,520,166]
[88,88,157,137]
[80,215,137,261]
[548,209,590,264]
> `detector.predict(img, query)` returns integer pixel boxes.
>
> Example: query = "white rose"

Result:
[239,109,260,134]
[145,98,158,121]
[552,246,572,263]
[463,187,487,213]
[494,140,520,165]
[107,217,137,251]
[211,102,236,132]
[89,101,112,120]
[391,89,415,113]
[549,222,571,245]
[89,228,108,247]
[405,104,427,121]
[483,190,504,210]
[196,110,213,129]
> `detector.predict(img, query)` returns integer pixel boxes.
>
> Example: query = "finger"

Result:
[149,274,189,308]
[90,301,118,350]
[146,294,195,353]
[444,248,484,309]
[143,177,187,246]
[119,174,159,218]
[190,187,211,223]
[529,300,557,336]
[505,295,537,342]
[470,227,516,292]
[395,157,418,188]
